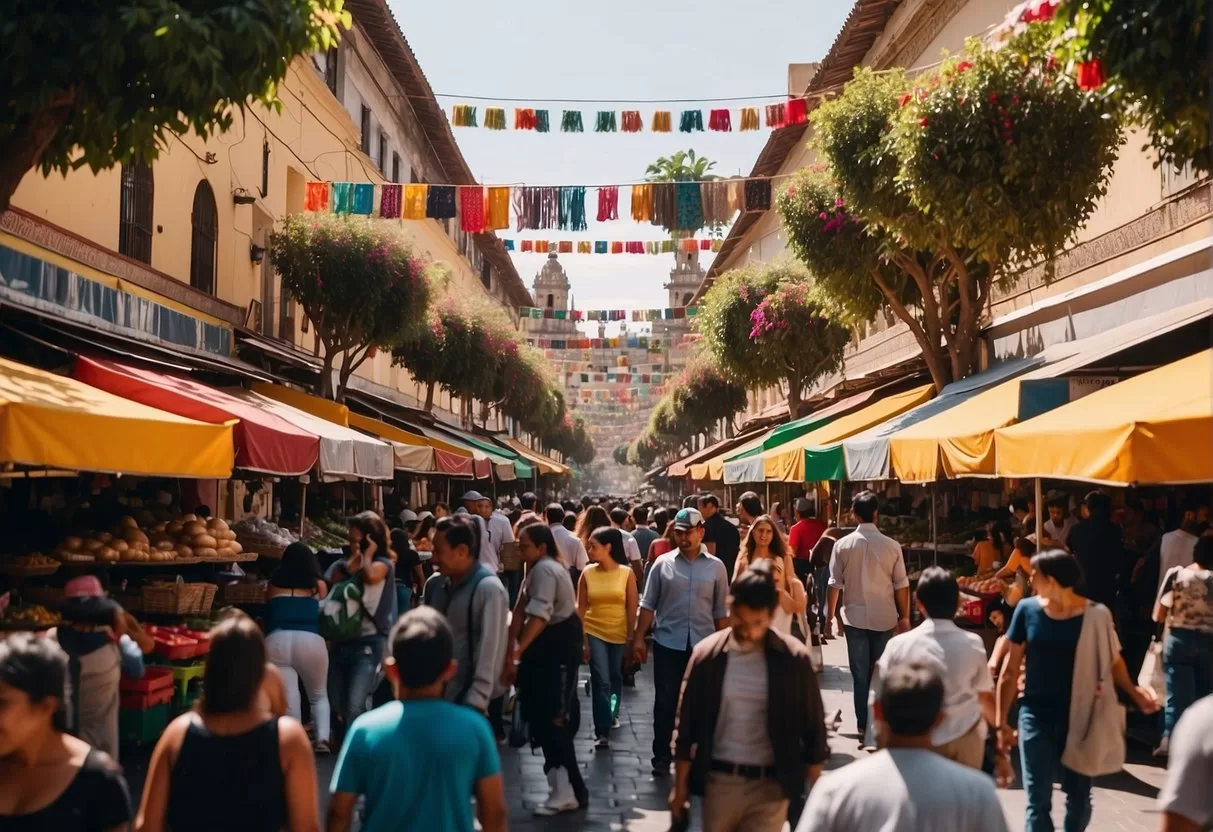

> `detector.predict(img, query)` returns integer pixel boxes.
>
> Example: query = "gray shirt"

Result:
[640,550,729,652]
[524,557,577,623]
[798,748,1009,832]
[712,636,774,765]
[1158,694,1213,828]
[423,564,509,713]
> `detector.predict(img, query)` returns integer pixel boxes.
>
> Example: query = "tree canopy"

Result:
[0,0,349,212]
[781,26,1121,390]
[696,261,850,418]
[644,149,718,182]
[1011,0,1208,175]
[271,213,433,400]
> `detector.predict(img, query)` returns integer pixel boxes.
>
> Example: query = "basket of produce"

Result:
[221,580,267,606]
[232,517,296,558]
[0,554,60,576]
[957,569,1003,597]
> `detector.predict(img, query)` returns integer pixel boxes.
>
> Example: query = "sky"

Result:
[394,0,856,311]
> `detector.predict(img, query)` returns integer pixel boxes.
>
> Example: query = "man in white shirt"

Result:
[610,507,645,582]
[1157,501,1204,595]
[797,660,1008,832]
[872,567,999,772]
[1043,498,1077,549]
[826,490,910,742]
[546,503,589,573]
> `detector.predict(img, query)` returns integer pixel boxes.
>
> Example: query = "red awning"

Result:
[73,356,319,476]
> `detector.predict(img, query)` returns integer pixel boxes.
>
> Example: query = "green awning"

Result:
[426,425,534,480]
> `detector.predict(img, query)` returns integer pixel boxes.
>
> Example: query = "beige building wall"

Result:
[9,38,509,427]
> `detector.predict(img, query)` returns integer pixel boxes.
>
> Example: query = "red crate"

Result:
[120,667,174,694]
[956,593,986,627]
[120,685,174,710]
[152,634,198,661]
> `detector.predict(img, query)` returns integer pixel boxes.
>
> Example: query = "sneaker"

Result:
[594,735,610,750]
[534,768,580,816]
[1153,736,1170,757]
[313,740,332,755]
[612,717,621,729]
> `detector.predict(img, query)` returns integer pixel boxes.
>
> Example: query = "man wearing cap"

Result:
[631,507,730,776]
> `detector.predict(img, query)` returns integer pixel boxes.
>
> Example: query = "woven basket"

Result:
[221,581,267,606]
[142,580,218,615]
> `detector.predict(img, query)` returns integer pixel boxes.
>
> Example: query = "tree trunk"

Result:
[786,379,806,420]
[424,383,435,412]
[318,350,336,398]
[0,92,75,215]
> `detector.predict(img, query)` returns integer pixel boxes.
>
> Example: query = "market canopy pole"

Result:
[1035,478,1044,548]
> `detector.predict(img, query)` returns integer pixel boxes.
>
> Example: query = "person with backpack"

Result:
[422,514,509,717]
[323,511,395,742]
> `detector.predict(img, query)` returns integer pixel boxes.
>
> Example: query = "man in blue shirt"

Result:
[328,607,507,832]
[631,507,730,776]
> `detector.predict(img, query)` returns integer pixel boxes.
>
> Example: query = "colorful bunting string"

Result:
[302,175,788,233]
[450,99,814,134]
[505,238,721,254]
[520,305,699,321]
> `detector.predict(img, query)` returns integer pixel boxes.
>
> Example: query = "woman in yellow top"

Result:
[972,520,1013,574]
[577,527,638,749]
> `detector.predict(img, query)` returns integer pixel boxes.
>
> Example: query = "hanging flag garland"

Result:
[505,238,721,254]
[301,175,789,233]
[519,305,699,321]
[447,97,815,134]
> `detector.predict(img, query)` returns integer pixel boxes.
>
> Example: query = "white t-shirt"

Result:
[712,636,773,765]
[1044,516,1077,546]
[1159,529,1199,594]
[798,748,1009,832]
[478,511,514,573]
[617,528,642,563]
[550,523,590,571]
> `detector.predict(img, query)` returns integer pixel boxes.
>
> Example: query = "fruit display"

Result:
[232,516,297,551]
[1,604,60,628]
[957,569,1003,595]
[50,514,242,565]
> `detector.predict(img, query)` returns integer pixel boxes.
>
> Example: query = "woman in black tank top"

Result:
[136,612,319,832]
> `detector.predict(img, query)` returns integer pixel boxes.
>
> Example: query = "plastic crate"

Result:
[120,703,169,747]
[120,666,174,695]
[120,684,174,710]
[956,593,986,627]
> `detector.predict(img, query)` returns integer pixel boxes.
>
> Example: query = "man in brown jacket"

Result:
[669,561,830,832]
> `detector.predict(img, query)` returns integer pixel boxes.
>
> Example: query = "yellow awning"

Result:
[763,384,935,482]
[994,350,1213,485]
[0,356,234,477]
[502,438,569,476]
[253,382,350,425]
[888,377,1027,483]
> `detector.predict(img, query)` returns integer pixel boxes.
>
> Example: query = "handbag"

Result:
[1137,636,1167,700]
[1062,604,1126,777]
[507,687,530,748]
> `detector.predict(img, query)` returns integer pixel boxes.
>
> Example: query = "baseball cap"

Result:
[673,507,704,530]
[795,497,813,515]
[459,490,486,502]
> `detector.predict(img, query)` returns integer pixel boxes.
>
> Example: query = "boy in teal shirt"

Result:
[327,607,507,832]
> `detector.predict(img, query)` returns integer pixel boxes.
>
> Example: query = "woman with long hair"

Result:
[997,549,1158,831]
[575,505,612,553]
[137,613,319,832]
[0,634,132,831]
[577,528,638,748]
[265,542,331,753]
[734,515,808,638]
[328,511,395,737]
[973,520,1013,574]
[647,520,678,563]
[501,524,587,816]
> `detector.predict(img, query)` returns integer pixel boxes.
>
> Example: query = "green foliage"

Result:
[645,149,718,182]
[270,213,432,399]
[0,0,350,210]
[784,25,1121,389]
[1040,0,1208,174]
[612,445,631,466]
[696,261,849,417]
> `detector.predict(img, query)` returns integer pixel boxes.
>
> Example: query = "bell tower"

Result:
[666,244,704,309]
[532,251,570,312]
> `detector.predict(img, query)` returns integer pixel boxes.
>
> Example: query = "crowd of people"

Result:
[0,487,1209,832]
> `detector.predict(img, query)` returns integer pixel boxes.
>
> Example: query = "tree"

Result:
[0,1,349,213]
[612,445,631,466]
[644,149,718,182]
[270,213,432,400]
[696,261,850,419]
[781,27,1121,390]
[1007,0,1208,174]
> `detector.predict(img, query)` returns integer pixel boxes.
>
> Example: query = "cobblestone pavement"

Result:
[489,637,1169,832]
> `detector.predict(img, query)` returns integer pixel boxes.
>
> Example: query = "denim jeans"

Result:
[328,635,385,736]
[1163,627,1213,737]
[588,636,625,738]
[1019,704,1092,832]
[266,629,331,742]
[652,641,692,766]
[812,566,830,623]
[843,625,891,732]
